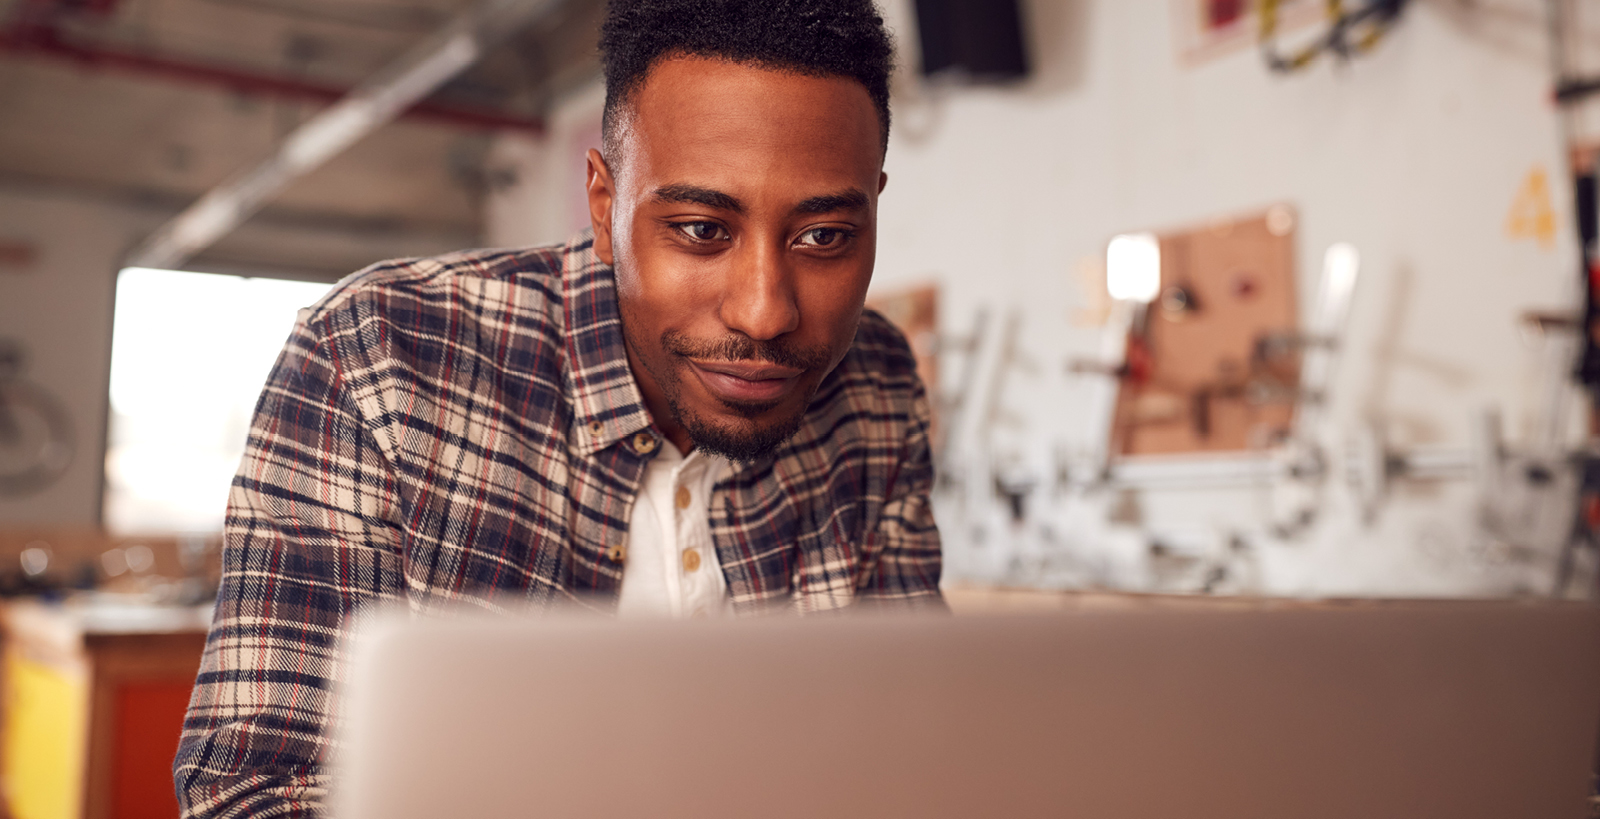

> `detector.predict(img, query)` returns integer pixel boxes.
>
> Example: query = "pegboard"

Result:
[1111,207,1300,456]
[866,285,940,445]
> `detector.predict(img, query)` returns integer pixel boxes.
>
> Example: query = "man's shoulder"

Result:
[791,307,929,453]
[838,308,923,394]
[303,239,577,330]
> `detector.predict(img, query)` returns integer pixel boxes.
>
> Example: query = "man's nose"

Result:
[719,238,799,341]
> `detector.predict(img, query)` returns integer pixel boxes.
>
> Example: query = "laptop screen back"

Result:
[338,604,1600,819]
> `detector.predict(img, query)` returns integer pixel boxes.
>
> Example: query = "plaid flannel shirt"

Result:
[174,230,943,818]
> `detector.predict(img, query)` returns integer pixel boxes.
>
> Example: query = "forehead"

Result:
[617,56,883,201]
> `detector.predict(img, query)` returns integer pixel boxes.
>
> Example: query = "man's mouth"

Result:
[686,359,803,405]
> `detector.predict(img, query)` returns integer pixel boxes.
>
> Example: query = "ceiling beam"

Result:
[0,169,479,243]
[0,23,547,133]
[123,0,563,270]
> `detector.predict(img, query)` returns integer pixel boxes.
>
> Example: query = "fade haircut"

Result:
[598,0,894,173]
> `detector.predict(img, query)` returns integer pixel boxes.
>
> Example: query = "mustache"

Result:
[661,330,831,371]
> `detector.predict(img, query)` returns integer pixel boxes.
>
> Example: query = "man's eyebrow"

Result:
[651,184,745,214]
[794,189,870,215]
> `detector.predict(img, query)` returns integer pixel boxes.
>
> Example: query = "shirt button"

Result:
[606,544,627,564]
[589,421,604,438]
[631,432,657,455]
[682,548,701,573]
[675,486,691,509]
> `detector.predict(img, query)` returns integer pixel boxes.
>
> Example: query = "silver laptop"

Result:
[337,603,1600,818]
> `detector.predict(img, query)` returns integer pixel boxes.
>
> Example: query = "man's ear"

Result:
[878,171,888,195]
[586,148,617,265]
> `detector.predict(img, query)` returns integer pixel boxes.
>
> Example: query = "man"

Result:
[175,0,941,815]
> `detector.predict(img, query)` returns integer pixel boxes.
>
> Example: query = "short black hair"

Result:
[598,0,894,169]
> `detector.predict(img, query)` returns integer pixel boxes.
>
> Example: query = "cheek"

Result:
[614,229,692,312]
[799,271,871,349]
[610,218,640,297]
[634,254,722,318]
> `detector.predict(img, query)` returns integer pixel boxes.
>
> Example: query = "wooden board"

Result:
[1111,208,1300,456]
[1173,0,1325,66]
[865,285,940,447]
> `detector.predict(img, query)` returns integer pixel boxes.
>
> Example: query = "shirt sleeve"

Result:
[854,379,947,607]
[174,313,406,819]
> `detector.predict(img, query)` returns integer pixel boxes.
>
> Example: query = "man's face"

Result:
[587,55,887,460]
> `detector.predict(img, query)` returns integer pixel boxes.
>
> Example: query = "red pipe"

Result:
[0,21,546,134]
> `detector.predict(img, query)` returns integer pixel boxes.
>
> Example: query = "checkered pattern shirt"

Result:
[173,230,943,818]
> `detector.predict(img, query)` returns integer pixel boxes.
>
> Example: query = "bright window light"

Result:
[1106,233,1162,303]
[105,268,333,535]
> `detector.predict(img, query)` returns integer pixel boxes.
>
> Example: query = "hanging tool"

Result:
[1258,0,1409,74]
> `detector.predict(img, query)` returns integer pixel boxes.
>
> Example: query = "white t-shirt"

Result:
[615,443,729,618]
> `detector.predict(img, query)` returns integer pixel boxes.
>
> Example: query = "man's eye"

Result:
[675,222,728,242]
[797,227,851,248]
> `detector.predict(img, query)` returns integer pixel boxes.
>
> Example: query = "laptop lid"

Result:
[338,603,1600,819]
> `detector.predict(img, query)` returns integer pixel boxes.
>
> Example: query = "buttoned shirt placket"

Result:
[617,442,729,618]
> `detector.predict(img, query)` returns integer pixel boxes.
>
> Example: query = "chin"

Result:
[678,400,808,462]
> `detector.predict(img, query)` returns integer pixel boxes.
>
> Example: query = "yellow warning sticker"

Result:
[1507,166,1557,249]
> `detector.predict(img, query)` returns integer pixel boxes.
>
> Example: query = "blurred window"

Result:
[104,268,333,535]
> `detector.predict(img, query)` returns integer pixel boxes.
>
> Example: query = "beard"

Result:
[629,325,832,462]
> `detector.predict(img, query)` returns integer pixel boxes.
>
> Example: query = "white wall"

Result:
[0,193,140,525]
[485,80,607,248]
[486,0,1591,598]
[0,186,471,529]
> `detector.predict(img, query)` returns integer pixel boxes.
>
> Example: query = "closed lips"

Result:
[687,359,801,403]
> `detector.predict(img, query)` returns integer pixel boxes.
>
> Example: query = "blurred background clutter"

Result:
[2,0,1600,816]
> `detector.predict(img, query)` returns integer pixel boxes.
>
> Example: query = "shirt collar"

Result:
[560,229,658,456]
